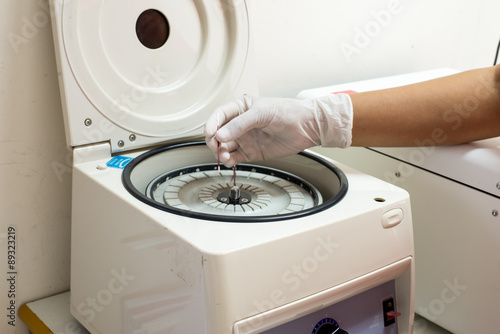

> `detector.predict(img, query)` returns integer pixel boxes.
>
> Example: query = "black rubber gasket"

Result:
[122,141,348,222]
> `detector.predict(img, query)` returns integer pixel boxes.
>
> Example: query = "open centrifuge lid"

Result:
[50,0,253,152]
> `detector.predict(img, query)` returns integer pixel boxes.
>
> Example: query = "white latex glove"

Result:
[204,94,353,167]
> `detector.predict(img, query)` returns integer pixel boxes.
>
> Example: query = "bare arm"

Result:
[350,65,500,147]
[205,65,500,166]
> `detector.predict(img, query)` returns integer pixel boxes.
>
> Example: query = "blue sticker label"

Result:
[106,156,133,169]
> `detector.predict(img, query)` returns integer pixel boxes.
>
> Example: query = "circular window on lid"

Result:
[136,9,170,49]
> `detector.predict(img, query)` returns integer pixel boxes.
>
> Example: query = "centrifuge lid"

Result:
[51,0,251,151]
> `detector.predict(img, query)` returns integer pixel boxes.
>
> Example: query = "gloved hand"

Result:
[204,94,353,167]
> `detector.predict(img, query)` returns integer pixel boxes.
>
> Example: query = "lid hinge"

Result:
[73,141,112,165]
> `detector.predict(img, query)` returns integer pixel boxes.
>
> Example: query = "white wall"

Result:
[248,0,500,97]
[0,0,498,333]
[1,0,72,333]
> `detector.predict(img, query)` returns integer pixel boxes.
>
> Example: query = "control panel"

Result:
[260,280,399,334]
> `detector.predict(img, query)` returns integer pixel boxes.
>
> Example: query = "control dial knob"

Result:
[312,318,348,334]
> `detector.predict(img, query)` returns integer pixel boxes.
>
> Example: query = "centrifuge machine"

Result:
[49,1,415,333]
[299,69,500,333]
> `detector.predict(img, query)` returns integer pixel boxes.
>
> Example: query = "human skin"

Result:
[205,65,500,167]
[350,64,500,147]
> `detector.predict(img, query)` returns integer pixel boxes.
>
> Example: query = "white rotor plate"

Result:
[146,166,322,217]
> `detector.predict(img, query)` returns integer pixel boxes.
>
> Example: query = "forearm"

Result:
[350,65,500,147]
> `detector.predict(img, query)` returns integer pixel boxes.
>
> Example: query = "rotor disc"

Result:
[145,164,322,217]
